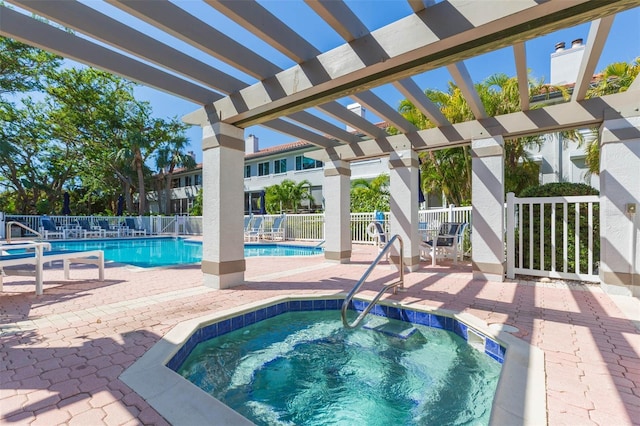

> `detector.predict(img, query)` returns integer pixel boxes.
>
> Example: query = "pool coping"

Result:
[120,294,546,426]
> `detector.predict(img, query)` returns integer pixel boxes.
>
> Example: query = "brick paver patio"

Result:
[1,243,639,425]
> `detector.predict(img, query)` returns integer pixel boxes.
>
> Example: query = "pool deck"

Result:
[1,242,639,425]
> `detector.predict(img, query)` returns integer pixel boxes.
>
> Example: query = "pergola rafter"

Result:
[2,0,637,154]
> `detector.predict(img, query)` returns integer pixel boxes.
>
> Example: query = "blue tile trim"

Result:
[167,298,506,371]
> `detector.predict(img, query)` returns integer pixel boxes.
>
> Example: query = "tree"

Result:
[397,73,554,204]
[350,174,390,212]
[265,179,313,213]
[0,37,61,96]
[580,58,640,175]
[190,188,203,216]
[155,127,195,215]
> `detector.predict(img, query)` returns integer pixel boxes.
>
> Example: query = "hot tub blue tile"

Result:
[300,300,314,311]
[413,311,429,326]
[485,339,506,363]
[266,304,278,318]
[326,299,340,310]
[454,320,468,340]
[218,319,231,336]
[289,300,301,311]
[386,306,402,320]
[276,302,287,315]
[255,308,266,322]
[430,314,446,329]
[313,299,326,310]
[231,315,243,331]
[244,311,256,326]
[201,323,218,340]
[371,304,385,317]
[353,300,366,312]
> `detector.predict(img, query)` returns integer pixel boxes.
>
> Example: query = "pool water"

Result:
[47,238,322,268]
[177,311,501,426]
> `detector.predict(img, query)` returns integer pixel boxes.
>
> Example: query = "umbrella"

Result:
[116,195,124,216]
[418,170,425,204]
[62,192,71,215]
[258,190,267,215]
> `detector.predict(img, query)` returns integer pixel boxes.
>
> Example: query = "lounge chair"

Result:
[76,219,104,238]
[0,242,104,295]
[97,219,120,237]
[244,216,263,242]
[39,216,65,239]
[420,222,468,266]
[261,215,286,241]
[123,217,147,236]
[367,220,388,249]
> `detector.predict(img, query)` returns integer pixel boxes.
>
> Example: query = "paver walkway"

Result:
[1,244,639,425]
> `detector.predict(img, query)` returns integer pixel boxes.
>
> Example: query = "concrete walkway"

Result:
[1,244,639,425]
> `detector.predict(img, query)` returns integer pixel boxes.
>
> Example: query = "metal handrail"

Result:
[5,221,43,243]
[341,234,404,329]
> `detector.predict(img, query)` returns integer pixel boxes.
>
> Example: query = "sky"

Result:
[68,2,640,164]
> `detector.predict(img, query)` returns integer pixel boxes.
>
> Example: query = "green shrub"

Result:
[516,183,599,274]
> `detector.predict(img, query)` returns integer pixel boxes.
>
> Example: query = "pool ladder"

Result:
[341,234,404,329]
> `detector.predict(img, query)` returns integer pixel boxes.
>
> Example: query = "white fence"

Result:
[506,192,600,282]
[2,206,472,244]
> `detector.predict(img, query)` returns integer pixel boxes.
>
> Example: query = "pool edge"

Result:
[120,294,546,426]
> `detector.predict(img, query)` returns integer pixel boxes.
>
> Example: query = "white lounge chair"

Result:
[0,242,104,295]
[244,216,263,242]
[261,215,286,241]
[39,216,65,239]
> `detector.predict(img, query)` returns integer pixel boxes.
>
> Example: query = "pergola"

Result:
[2,1,639,294]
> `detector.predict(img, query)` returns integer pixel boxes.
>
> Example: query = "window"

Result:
[245,165,251,178]
[184,176,192,186]
[258,161,270,176]
[295,156,323,170]
[171,178,180,188]
[274,158,286,174]
[194,174,201,185]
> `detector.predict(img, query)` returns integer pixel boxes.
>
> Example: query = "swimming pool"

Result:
[176,309,501,425]
[46,238,322,268]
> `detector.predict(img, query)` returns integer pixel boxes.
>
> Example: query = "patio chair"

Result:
[97,219,120,237]
[261,215,286,241]
[367,220,388,250]
[420,222,468,266]
[123,217,147,236]
[244,216,263,242]
[76,219,104,238]
[39,216,65,239]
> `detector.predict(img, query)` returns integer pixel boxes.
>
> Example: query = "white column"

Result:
[599,115,640,297]
[323,159,351,263]
[471,136,505,281]
[201,121,246,289]
[389,150,420,271]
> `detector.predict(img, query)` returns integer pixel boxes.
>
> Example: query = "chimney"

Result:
[187,151,196,161]
[245,134,259,154]
[346,103,366,133]
[550,39,586,85]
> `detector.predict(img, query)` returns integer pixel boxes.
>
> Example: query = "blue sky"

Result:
[105,3,640,163]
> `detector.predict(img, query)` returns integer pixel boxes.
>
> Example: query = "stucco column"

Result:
[201,121,245,289]
[599,114,640,297]
[389,150,420,271]
[471,136,505,281]
[323,159,351,263]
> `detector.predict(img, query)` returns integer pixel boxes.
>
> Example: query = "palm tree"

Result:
[397,73,554,203]
[155,132,195,215]
[265,179,313,213]
[350,174,390,212]
[581,59,640,175]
